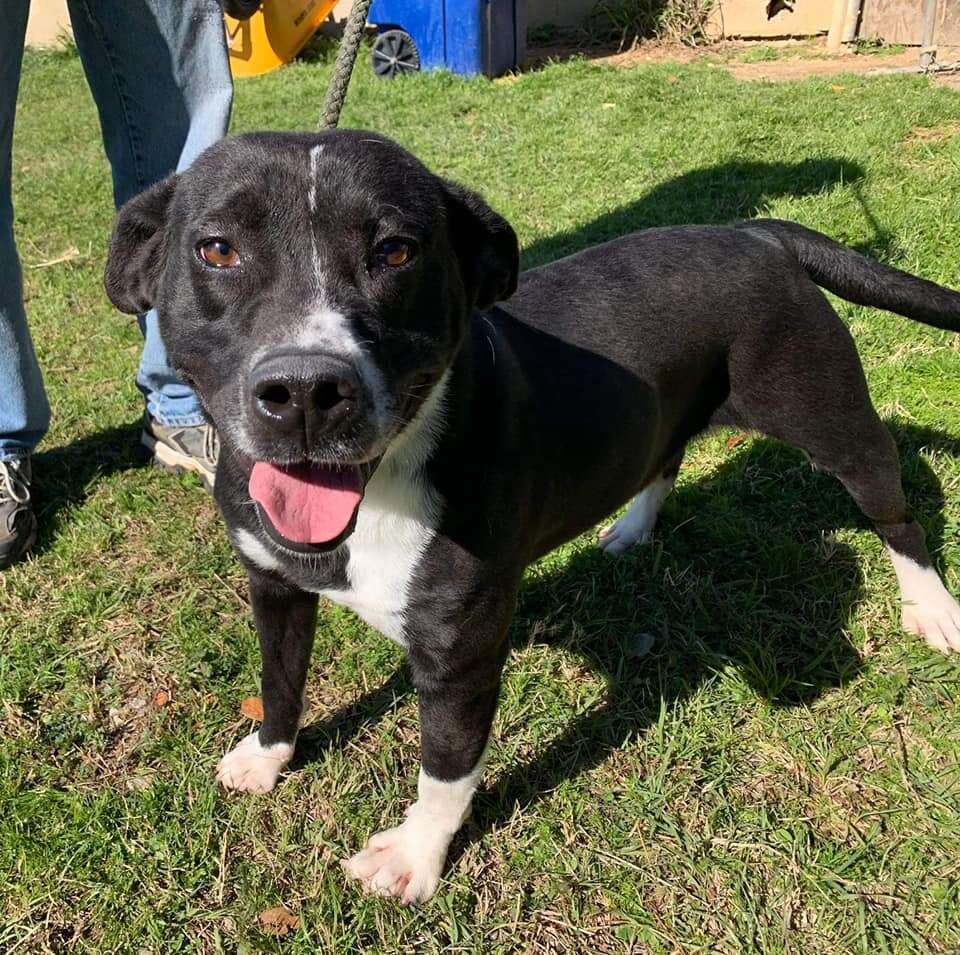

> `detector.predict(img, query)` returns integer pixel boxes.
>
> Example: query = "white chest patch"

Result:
[310,372,450,646]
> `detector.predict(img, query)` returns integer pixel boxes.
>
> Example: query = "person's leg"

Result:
[0,0,49,462]
[68,0,232,488]
[0,1,44,567]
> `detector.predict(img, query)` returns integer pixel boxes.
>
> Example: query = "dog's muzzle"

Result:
[245,348,369,551]
[248,348,360,441]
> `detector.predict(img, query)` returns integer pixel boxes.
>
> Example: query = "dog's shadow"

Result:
[294,422,957,844]
[520,156,892,270]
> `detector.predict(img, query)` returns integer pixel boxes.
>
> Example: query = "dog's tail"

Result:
[739,219,960,333]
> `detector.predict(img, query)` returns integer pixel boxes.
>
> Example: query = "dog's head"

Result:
[105,131,517,552]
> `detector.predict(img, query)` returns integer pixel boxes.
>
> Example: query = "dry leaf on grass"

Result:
[153,690,170,707]
[240,696,264,721]
[258,906,300,936]
[726,431,748,450]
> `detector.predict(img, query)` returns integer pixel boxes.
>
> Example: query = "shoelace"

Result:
[0,460,30,505]
[203,425,220,468]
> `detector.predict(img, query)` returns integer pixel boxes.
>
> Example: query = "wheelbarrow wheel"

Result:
[220,0,261,20]
[372,29,420,78]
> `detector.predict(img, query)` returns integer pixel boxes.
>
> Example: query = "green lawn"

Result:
[3,44,960,953]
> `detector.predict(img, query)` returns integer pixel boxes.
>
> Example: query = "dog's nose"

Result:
[249,350,359,437]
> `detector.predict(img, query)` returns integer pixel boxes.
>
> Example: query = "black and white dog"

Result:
[105,130,960,903]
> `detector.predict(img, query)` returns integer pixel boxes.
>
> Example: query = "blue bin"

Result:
[368,0,525,78]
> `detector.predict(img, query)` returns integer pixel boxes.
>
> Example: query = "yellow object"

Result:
[225,0,339,78]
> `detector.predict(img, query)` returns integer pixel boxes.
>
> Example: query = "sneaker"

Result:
[141,417,218,492]
[0,457,37,569]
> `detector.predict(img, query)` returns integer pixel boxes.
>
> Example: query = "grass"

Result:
[733,40,909,65]
[853,38,908,58]
[737,44,783,64]
[3,43,960,953]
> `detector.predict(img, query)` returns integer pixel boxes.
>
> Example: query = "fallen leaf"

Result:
[240,696,264,721]
[153,690,170,707]
[667,74,678,83]
[258,906,300,936]
[831,84,845,92]
[726,432,748,450]
[601,101,617,109]
[126,770,157,792]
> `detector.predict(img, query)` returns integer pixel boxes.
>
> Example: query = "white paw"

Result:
[598,516,654,556]
[888,550,960,654]
[216,732,293,793]
[598,476,674,557]
[341,808,454,905]
[902,593,960,653]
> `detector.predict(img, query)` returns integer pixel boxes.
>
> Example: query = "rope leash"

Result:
[318,0,374,130]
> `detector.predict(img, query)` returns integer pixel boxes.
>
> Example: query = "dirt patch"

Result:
[528,37,960,84]
[904,121,960,143]
[933,71,960,90]
[528,37,704,69]
[725,47,919,81]
[528,37,716,70]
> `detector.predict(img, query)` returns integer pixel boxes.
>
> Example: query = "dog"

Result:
[105,130,960,903]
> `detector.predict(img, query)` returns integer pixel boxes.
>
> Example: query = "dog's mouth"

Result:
[249,461,365,553]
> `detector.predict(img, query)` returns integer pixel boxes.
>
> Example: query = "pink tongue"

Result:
[249,462,363,545]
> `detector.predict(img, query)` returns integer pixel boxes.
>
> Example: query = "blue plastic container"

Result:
[368,0,525,78]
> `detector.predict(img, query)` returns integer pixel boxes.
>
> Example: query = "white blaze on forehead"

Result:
[308,143,323,213]
[307,145,325,283]
[296,307,362,355]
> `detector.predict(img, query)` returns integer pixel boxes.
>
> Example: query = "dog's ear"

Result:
[442,181,519,311]
[104,174,178,314]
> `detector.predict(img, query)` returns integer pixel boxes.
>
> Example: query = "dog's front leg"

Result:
[342,634,505,904]
[217,571,318,794]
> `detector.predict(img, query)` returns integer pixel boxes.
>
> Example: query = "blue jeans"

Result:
[0,0,232,460]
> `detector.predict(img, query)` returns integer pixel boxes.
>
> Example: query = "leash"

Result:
[318,0,374,130]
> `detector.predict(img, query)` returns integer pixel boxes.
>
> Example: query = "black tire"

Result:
[372,29,420,79]
[220,0,261,21]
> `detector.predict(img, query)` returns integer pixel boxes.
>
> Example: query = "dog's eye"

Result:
[198,238,240,269]
[374,238,415,269]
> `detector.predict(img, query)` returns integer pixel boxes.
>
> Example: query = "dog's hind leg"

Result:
[727,294,960,652]
[820,455,959,652]
[598,451,684,556]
